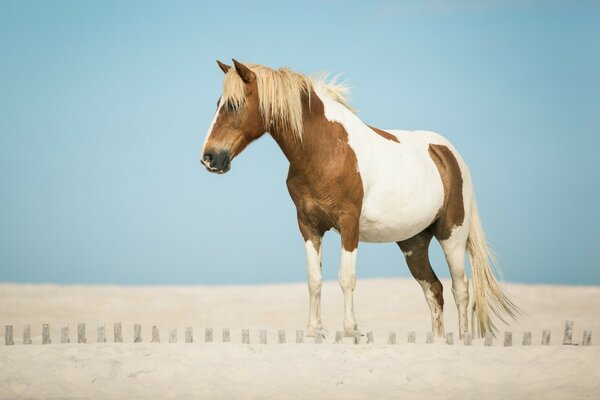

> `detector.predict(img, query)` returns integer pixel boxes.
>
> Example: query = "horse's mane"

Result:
[222,64,354,141]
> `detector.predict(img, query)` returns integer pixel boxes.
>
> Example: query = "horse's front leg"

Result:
[339,219,360,336]
[300,225,325,337]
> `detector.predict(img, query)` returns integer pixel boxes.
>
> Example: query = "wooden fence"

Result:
[2,320,592,347]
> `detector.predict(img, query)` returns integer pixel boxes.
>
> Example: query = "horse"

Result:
[201,59,519,339]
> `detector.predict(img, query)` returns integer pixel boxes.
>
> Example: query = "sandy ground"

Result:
[1,278,599,399]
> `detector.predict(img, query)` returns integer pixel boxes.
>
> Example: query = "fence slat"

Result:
[134,324,142,343]
[522,332,531,346]
[563,320,573,345]
[314,331,323,344]
[222,328,230,343]
[426,332,434,344]
[114,323,122,343]
[296,330,303,344]
[186,327,194,343]
[353,331,361,344]
[278,330,286,344]
[446,332,454,345]
[388,332,396,345]
[42,324,51,344]
[78,323,86,344]
[464,332,472,346]
[5,325,14,346]
[242,329,250,344]
[542,330,551,345]
[335,331,344,344]
[97,324,106,343]
[484,332,493,346]
[23,324,31,345]
[582,330,592,346]
[504,331,512,347]
[60,323,70,344]
[152,326,160,343]
[407,331,416,343]
[367,331,374,344]
[259,329,267,344]
[205,327,213,343]
[169,328,177,343]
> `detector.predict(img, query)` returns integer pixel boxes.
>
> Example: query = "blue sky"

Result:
[0,0,598,285]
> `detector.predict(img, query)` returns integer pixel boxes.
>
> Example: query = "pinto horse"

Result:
[201,60,518,338]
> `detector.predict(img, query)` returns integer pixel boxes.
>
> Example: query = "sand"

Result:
[1,278,599,399]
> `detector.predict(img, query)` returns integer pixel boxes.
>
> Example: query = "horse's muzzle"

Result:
[202,149,231,174]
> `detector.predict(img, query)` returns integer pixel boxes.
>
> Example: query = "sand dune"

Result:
[1,278,599,399]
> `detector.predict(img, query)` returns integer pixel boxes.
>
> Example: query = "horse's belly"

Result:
[358,189,442,243]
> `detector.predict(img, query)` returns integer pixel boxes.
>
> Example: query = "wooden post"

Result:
[278,330,286,344]
[504,331,512,347]
[426,332,434,344]
[205,327,213,343]
[296,330,303,344]
[134,324,142,343]
[484,332,493,346]
[152,326,160,343]
[407,331,416,343]
[522,332,531,346]
[185,327,194,343]
[60,323,70,344]
[366,331,374,344]
[388,332,396,345]
[23,324,32,345]
[563,320,573,345]
[114,323,122,343]
[169,328,177,343]
[5,325,14,346]
[97,324,106,343]
[78,323,86,343]
[259,329,267,344]
[222,328,230,343]
[542,330,551,345]
[464,332,472,346]
[42,323,51,344]
[353,331,361,345]
[242,329,250,344]
[315,331,323,344]
[335,331,344,344]
[446,332,454,345]
[582,330,592,346]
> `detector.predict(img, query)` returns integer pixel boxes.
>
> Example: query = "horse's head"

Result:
[201,59,266,174]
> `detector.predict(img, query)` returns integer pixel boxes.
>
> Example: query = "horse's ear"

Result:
[216,60,231,74]
[232,59,255,83]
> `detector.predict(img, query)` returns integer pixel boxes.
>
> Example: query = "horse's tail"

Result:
[467,196,521,338]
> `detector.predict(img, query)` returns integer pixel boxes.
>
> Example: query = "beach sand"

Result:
[1,278,599,399]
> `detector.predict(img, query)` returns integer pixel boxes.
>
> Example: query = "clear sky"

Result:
[1,0,598,285]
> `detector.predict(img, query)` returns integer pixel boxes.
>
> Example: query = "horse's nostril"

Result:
[204,153,213,164]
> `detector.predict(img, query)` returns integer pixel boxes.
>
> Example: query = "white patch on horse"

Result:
[202,100,224,155]
[315,88,447,243]
[403,250,413,257]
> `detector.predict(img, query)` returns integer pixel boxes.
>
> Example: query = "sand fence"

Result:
[3,320,592,347]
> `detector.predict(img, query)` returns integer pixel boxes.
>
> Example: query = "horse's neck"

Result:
[270,90,360,176]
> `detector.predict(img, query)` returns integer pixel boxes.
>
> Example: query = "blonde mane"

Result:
[221,64,354,141]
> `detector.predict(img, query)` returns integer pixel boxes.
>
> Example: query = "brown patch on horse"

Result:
[428,144,465,241]
[280,91,363,252]
[367,125,400,143]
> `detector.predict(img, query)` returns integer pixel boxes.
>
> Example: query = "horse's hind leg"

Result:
[436,226,470,339]
[397,229,445,337]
